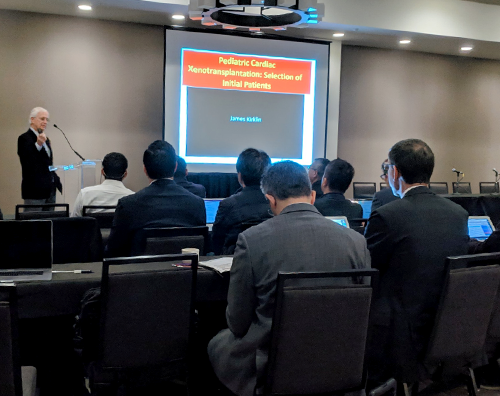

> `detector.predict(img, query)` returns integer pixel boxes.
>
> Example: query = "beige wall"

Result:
[339,46,500,198]
[0,10,164,215]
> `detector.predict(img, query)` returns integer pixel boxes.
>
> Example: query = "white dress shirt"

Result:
[71,179,134,217]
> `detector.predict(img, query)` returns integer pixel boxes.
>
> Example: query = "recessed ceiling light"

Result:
[78,4,92,11]
[399,39,411,45]
[461,46,473,51]
[333,32,345,38]
[172,14,185,20]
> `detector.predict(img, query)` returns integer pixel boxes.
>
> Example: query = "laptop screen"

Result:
[325,216,350,228]
[204,199,222,224]
[357,200,372,219]
[468,217,495,241]
[0,220,53,281]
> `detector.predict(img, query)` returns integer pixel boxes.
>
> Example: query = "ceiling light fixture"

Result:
[333,32,345,38]
[399,39,411,44]
[172,14,185,20]
[78,5,92,11]
[461,46,473,51]
[188,0,324,32]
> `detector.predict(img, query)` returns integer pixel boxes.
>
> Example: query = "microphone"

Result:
[53,124,85,161]
[494,168,498,177]
[452,168,462,175]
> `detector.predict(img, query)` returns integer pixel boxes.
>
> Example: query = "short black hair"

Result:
[261,161,311,200]
[143,140,177,180]
[174,156,187,178]
[324,158,355,193]
[388,139,434,184]
[236,148,271,186]
[102,152,128,181]
[311,158,330,178]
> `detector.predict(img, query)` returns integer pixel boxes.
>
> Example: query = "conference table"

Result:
[443,194,500,226]
[17,259,230,396]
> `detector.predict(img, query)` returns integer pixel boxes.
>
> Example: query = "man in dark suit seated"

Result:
[314,158,363,221]
[211,148,272,255]
[364,139,469,386]
[371,159,400,212]
[308,157,329,199]
[208,161,371,396]
[105,140,206,257]
[174,156,206,198]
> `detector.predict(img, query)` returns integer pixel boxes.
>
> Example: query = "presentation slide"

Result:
[165,30,330,171]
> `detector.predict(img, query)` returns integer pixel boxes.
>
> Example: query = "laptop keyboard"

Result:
[0,270,44,276]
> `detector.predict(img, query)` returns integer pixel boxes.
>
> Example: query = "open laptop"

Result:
[325,216,350,228]
[0,220,53,282]
[204,198,223,231]
[468,216,495,241]
[354,199,372,219]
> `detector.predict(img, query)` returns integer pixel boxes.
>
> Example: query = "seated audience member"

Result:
[308,158,329,199]
[314,158,363,221]
[174,156,206,198]
[71,152,134,217]
[364,139,469,386]
[211,148,272,255]
[0,207,3,220]
[208,161,371,396]
[371,159,400,212]
[105,140,206,257]
[469,225,500,254]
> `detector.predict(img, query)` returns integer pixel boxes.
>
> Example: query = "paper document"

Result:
[200,257,233,274]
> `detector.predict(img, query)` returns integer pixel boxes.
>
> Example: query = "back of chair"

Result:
[265,269,378,396]
[429,182,449,195]
[0,285,22,396]
[452,182,472,194]
[379,182,388,190]
[15,203,69,220]
[479,182,499,194]
[132,226,209,256]
[353,183,376,199]
[425,264,500,364]
[82,206,117,229]
[99,254,198,370]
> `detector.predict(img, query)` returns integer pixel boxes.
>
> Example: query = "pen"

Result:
[52,270,94,274]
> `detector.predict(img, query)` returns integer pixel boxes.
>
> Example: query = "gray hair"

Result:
[29,107,49,124]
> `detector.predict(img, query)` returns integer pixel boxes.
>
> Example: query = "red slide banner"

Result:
[182,49,312,95]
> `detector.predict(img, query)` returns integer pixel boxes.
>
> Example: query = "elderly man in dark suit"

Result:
[314,158,363,221]
[17,107,62,209]
[365,139,469,386]
[174,156,206,198]
[211,148,272,255]
[208,161,370,396]
[370,159,399,212]
[105,140,205,257]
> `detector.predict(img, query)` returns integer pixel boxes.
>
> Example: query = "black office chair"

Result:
[479,182,499,194]
[399,263,500,396]
[89,253,198,395]
[264,269,378,396]
[0,285,37,396]
[132,226,209,256]
[82,206,116,229]
[379,182,389,190]
[353,182,376,199]
[453,182,472,194]
[428,182,449,195]
[15,203,69,220]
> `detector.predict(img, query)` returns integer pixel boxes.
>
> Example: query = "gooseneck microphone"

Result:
[493,168,498,177]
[452,168,463,175]
[53,124,86,161]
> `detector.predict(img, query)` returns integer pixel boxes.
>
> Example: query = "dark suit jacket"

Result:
[314,192,363,220]
[371,187,400,212]
[211,185,272,255]
[468,225,500,254]
[105,179,206,257]
[311,180,324,199]
[174,176,206,198]
[208,203,371,396]
[364,186,469,381]
[17,129,61,199]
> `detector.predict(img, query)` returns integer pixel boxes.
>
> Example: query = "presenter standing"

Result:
[17,107,62,209]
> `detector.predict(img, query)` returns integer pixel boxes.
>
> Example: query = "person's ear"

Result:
[174,161,178,174]
[101,168,105,177]
[143,165,149,178]
[310,190,316,204]
[265,193,276,209]
[123,170,128,179]
[321,177,328,189]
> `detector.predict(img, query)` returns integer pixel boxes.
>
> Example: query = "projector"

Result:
[188,0,324,31]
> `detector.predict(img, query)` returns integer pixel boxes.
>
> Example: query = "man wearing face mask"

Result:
[17,107,62,209]
[364,139,469,387]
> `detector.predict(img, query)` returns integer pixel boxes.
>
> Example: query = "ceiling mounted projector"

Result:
[188,0,324,32]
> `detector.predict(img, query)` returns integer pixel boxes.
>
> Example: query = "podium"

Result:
[50,160,102,211]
